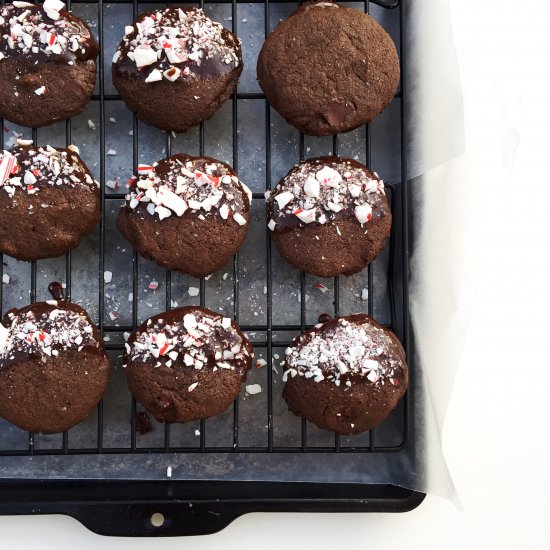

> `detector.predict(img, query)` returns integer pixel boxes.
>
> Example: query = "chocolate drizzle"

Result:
[0,4,99,65]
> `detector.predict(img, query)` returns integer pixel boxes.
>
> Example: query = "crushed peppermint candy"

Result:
[0,303,99,364]
[113,7,241,84]
[2,274,10,284]
[124,154,250,224]
[245,384,261,395]
[268,157,387,231]
[125,309,251,374]
[0,143,97,199]
[282,317,405,388]
[0,2,98,65]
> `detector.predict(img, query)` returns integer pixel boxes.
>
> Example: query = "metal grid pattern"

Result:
[0,0,409,457]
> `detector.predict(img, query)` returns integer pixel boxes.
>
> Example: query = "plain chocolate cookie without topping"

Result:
[267,156,391,278]
[112,7,242,133]
[0,1,99,128]
[282,314,407,435]
[0,141,101,261]
[117,153,251,278]
[0,301,111,434]
[257,1,400,136]
[124,306,253,423]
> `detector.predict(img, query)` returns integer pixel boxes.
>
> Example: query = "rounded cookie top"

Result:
[113,7,241,85]
[124,306,252,376]
[124,153,251,226]
[0,141,98,199]
[267,156,387,233]
[0,0,99,67]
[283,314,407,389]
[0,300,104,368]
[257,1,400,136]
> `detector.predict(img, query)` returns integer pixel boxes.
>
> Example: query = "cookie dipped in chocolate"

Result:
[117,153,251,278]
[112,7,242,132]
[282,314,407,435]
[0,1,99,127]
[124,306,253,423]
[0,299,111,434]
[0,141,100,261]
[267,156,391,277]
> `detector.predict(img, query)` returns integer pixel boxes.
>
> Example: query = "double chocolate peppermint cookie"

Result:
[0,141,100,261]
[257,1,400,136]
[267,156,391,277]
[0,0,99,128]
[0,301,111,434]
[112,7,242,133]
[117,153,251,278]
[282,314,407,435]
[124,306,253,423]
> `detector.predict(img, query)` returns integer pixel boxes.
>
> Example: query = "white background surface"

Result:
[1,1,549,547]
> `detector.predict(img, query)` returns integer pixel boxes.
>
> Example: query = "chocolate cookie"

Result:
[267,156,391,277]
[112,7,242,133]
[0,141,100,261]
[124,306,253,423]
[117,153,251,278]
[282,314,407,435]
[0,0,99,128]
[0,300,111,434]
[257,1,400,136]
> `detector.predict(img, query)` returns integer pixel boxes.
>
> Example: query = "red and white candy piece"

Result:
[158,185,187,216]
[134,46,158,68]
[315,166,342,187]
[163,66,181,81]
[194,170,219,187]
[137,164,154,175]
[144,69,162,83]
[293,208,316,224]
[304,176,320,198]
[354,203,373,224]
[0,152,17,186]
[219,203,229,220]
[233,212,246,226]
[274,191,293,209]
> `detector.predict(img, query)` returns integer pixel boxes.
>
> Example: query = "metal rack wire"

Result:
[0,0,410,458]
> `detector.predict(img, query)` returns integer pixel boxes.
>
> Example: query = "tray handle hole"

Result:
[150,512,165,527]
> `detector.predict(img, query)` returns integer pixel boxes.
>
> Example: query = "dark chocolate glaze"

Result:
[0,144,99,196]
[0,301,105,369]
[113,7,241,83]
[0,5,99,64]
[125,305,252,375]
[47,281,65,301]
[317,313,332,324]
[135,411,153,434]
[122,153,249,222]
[284,313,407,386]
[266,156,390,233]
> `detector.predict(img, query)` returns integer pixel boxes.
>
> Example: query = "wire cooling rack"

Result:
[0,0,411,462]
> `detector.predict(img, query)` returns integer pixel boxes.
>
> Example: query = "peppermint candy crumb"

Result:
[245,384,261,395]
